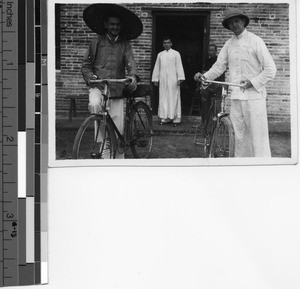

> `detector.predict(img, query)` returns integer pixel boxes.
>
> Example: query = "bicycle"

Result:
[194,76,244,158]
[72,78,153,159]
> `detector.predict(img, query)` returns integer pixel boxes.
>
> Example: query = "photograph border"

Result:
[48,0,298,167]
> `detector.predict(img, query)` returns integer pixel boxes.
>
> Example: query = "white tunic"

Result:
[204,29,277,100]
[152,48,185,121]
[203,29,277,157]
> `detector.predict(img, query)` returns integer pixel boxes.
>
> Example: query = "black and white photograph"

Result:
[46,1,300,289]
[49,0,297,166]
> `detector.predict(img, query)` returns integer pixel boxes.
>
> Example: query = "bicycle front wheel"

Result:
[129,102,153,158]
[203,104,216,157]
[72,115,117,159]
[209,116,235,158]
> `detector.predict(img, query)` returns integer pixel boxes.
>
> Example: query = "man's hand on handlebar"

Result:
[127,75,137,91]
[194,72,210,88]
[194,72,208,82]
[88,75,99,88]
[240,79,253,90]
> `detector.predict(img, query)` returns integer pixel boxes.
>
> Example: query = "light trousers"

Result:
[89,87,124,159]
[230,98,271,158]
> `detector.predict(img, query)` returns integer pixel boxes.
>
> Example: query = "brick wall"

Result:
[56,3,290,123]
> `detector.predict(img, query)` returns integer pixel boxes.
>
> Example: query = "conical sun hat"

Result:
[83,4,143,40]
[222,8,250,30]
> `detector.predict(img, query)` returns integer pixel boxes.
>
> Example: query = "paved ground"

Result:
[56,115,292,159]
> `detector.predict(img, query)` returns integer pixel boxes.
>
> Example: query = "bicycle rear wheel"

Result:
[209,116,235,158]
[72,115,117,159]
[129,102,153,158]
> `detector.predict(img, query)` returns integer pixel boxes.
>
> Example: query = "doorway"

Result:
[151,10,210,115]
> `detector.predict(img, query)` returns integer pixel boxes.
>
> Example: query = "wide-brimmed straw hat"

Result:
[222,8,250,30]
[83,4,143,40]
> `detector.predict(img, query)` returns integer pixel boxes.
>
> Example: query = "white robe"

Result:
[152,48,185,122]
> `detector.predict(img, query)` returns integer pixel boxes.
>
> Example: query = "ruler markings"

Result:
[1,0,19,286]
[1,0,48,284]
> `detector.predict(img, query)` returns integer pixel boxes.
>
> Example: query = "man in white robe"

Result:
[152,37,185,126]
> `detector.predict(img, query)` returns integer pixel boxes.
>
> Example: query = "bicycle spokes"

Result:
[73,115,116,159]
[211,121,231,157]
[129,103,153,158]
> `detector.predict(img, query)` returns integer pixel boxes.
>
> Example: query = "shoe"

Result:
[91,142,103,158]
[90,139,111,159]
[160,121,171,125]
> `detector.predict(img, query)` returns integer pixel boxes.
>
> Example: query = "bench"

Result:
[64,83,153,122]
[64,94,88,122]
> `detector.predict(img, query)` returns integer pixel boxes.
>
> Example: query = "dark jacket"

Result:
[81,35,138,97]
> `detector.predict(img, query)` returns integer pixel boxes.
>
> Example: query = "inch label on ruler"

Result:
[1,0,19,286]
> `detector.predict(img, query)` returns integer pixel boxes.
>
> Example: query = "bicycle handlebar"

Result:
[198,75,245,88]
[89,78,129,84]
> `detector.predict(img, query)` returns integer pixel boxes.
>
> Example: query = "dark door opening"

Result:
[151,10,210,115]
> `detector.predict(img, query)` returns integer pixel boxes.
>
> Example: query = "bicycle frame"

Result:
[93,79,148,153]
[103,96,138,150]
[73,78,153,159]
[200,77,244,123]
[218,85,229,121]
[194,77,243,157]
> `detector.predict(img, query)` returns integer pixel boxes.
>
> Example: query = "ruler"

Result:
[0,0,48,286]
[1,0,19,285]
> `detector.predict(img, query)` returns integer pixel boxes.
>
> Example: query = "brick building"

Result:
[55,3,290,126]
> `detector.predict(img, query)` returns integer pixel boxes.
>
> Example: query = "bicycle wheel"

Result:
[209,116,235,158]
[72,115,117,159]
[128,102,153,158]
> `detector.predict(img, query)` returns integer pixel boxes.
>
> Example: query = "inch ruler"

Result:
[0,0,48,286]
[0,0,19,286]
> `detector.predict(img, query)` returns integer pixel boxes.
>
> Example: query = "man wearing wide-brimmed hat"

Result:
[81,4,142,158]
[195,9,277,158]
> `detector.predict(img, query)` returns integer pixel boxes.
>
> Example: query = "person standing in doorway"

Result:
[152,36,185,127]
[195,9,276,157]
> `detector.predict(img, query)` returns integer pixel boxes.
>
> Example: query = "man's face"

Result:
[227,16,246,36]
[208,46,217,58]
[104,17,122,37]
[163,39,172,51]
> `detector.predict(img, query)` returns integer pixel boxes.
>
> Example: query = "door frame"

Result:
[151,8,211,114]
